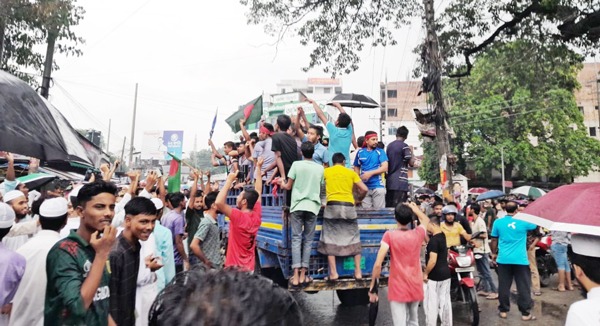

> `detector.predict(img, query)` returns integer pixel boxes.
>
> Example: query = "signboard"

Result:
[141,130,184,160]
[307,78,341,86]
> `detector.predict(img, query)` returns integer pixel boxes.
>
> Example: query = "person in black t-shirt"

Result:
[269,114,301,182]
[423,217,452,326]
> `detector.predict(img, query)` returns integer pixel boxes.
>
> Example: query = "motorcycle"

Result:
[448,231,484,326]
[536,235,558,287]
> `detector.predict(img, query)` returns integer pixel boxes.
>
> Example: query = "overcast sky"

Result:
[48,0,422,157]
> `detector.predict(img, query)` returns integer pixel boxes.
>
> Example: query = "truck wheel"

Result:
[336,289,370,306]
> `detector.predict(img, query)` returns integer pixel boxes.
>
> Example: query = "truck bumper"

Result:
[289,277,389,292]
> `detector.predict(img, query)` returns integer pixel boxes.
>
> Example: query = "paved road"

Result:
[294,274,581,325]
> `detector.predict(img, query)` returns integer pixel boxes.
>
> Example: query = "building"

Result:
[574,62,600,182]
[380,80,429,186]
[276,78,343,102]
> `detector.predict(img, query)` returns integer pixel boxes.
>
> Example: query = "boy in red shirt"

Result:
[369,202,430,326]
[215,158,264,272]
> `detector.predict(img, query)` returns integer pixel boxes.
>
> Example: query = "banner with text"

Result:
[141,130,184,160]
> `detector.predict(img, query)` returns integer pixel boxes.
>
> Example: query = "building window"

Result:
[387,90,398,98]
[381,91,385,102]
[590,127,597,137]
[387,108,398,117]
[335,87,342,94]
[281,89,285,93]
[578,106,584,115]
[307,87,313,94]
[324,87,332,94]
[381,109,386,119]
[389,127,398,135]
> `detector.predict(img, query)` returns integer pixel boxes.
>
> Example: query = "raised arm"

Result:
[208,139,224,159]
[2,152,16,181]
[239,118,251,142]
[254,157,264,197]
[215,172,237,218]
[187,169,200,209]
[203,170,212,194]
[295,107,307,140]
[307,98,328,125]
[408,201,430,230]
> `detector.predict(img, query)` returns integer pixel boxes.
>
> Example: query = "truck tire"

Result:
[336,289,370,306]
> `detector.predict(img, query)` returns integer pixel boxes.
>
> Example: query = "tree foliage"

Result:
[420,138,440,185]
[0,0,85,85]
[187,149,226,175]
[446,40,600,183]
[240,0,599,77]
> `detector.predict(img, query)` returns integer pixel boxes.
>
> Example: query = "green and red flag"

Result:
[225,95,263,133]
[167,152,181,193]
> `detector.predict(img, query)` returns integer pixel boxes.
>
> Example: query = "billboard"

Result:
[141,130,184,160]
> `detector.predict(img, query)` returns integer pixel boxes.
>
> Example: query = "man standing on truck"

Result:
[385,126,415,207]
[369,202,430,326]
[353,131,389,209]
[307,98,357,167]
[280,142,324,287]
[215,158,264,272]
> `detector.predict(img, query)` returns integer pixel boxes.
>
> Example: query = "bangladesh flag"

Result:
[225,95,263,133]
[167,152,181,193]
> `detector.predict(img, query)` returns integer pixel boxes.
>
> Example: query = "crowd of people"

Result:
[1,97,599,326]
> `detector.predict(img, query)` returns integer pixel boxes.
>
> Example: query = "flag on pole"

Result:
[209,108,218,139]
[167,152,181,193]
[225,95,263,133]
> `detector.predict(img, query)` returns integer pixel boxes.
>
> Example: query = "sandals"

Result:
[522,314,537,321]
[289,276,300,288]
[486,293,499,300]
[324,276,338,282]
[302,275,314,286]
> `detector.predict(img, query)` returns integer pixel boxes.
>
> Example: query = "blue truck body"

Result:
[223,186,394,294]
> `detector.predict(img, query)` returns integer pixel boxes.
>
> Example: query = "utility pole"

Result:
[128,83,138,168]
[106,118,111,153]
[501,147,506,193]
[40,30,57,99]
[120,137,126,172]
[423,0,454,193]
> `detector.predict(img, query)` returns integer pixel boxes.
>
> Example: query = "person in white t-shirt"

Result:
[470,204,498,300]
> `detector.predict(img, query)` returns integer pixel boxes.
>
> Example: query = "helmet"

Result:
[441,205,458,216]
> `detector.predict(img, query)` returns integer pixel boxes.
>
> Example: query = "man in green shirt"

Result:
[45,181,118,326]
[280,142,324,287]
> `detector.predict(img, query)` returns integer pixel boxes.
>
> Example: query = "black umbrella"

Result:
[369,279,379,326]
[327,93,379,108]
[0,71,92,166]
[414,187,435,196]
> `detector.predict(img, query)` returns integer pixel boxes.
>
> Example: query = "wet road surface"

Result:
[294,274,580,325]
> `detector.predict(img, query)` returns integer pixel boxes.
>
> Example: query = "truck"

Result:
[223,186,396,306]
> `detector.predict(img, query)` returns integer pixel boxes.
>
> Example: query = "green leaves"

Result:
[446,41,600,183]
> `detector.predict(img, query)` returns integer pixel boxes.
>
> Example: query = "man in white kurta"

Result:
[565,233,600,326]
[8,198,68,326]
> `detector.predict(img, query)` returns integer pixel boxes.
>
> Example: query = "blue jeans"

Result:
[551,243,571,272]
[475,253,498,293]
[291,210,317,269]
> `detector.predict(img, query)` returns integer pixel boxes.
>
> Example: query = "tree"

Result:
[0,0,84,86]
[240,0,599,77]
[445,40,600,183]
[187,149,226,175]
[420,138,440,185]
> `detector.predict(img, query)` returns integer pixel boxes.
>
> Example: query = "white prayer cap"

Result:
[3,190,25,203]
[572,233,600,258]
[0,202,16,228]
[68,186,83,204]
[40,197,69,218]
[151,198,164,210]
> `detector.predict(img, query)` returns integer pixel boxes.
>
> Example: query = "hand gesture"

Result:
[205,170,211,177]
[256,157,264,168]
[0,152,14,162]
[240,118,246,126]
[360,172,371,181]
[90,226,117,258]
[297,107,305,116]
[100,163,110,175]
[227,172,238,182]
[145,255,164,272]
[368,292,378,303]
[208,139,214,147]
[145,171,158,186]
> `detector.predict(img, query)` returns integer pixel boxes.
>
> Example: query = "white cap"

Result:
[69,186,83,204]
[572,233,600,258]
[40,197,69,218]
[151,198,164,210]
[3,190,25,203]
[0,202,16,228]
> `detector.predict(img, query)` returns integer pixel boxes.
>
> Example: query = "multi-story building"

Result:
[380,81,429,185]
[574,62,600,182]
[275,78,343,102]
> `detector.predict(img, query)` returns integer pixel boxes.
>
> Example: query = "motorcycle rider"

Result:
[440,205,472,248]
